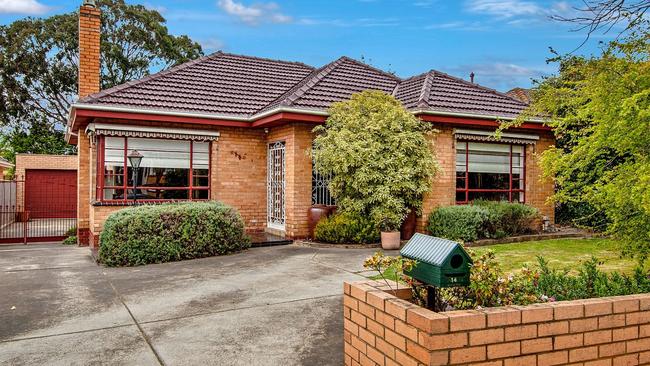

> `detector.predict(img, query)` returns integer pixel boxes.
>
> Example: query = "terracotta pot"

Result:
[326,205,337,216]
[400,208,417,240]
[308,205,330,239]
[381,231,401,250]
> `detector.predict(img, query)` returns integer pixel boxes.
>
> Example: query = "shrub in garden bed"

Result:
[426,205,489,242]
[426,201,539,242]
[314,211,380,244]
[440,250,650,310]
[99,202,250,266]
[365,250,650,311]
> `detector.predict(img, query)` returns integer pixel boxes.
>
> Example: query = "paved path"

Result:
[0,243,391,365]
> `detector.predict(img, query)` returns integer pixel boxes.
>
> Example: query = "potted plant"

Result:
[377,212,403,250]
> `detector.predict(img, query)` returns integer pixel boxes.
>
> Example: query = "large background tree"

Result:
[312,91,438,231]
[0,0,203,161]
[505,23,649,261]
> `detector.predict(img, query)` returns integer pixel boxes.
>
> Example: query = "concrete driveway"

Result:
[0,243,389,365]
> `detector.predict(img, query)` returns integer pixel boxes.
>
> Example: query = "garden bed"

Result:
[466,227,593,247]
[344,280,650,366]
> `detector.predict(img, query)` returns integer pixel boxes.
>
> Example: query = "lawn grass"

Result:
[470,237,639,274]
[366,237,641,281]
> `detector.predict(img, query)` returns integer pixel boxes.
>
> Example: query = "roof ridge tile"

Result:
[339,56,402,82]
[258,57,347,113]
[417,70,435,108]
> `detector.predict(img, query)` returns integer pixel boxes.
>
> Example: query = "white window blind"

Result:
[457,142,524,174]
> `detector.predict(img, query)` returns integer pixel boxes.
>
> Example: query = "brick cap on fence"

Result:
[343,280,650,366]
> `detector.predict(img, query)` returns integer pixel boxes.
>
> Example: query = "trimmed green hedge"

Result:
[314,212,380,244]
[427,201,539,242]
[99,202,250,266]
[426,205,489,242]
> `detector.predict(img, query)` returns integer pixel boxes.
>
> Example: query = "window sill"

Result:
[92,199,195,207]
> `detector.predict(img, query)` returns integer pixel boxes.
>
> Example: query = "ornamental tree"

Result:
[312,90,438,231]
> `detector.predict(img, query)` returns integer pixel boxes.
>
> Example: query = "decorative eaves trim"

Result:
[454,128,539,145]
[86,123,220,141]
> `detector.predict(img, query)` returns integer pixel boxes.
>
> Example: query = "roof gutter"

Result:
[66,103,545,135]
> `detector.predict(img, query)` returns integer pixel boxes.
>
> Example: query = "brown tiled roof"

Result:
[506,87,532,104]
[395,71,529,118]
[78,52,529,120]
[79,52,315,117]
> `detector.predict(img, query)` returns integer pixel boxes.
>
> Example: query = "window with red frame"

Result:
[97,136,210,202]
[455,141,525,204]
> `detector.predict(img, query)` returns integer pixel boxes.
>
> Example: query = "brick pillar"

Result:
[417,125,456,233]
[267,123,313,239]
[78,1,101,98]
[285,124,313,239]
[77,131,91,246]
[76,1,100,246]
[526,133,555,223]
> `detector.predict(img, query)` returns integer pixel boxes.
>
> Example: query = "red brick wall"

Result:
[213,127,267,232]
[344,281,650,366]
[76,118,555,243]
[417,126,556,233]
[266,123,313,238]
[526,133,555,222]
[82,123,269,245]
[418,126,456,232]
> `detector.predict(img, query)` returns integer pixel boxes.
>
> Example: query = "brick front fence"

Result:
[343,280,650,366]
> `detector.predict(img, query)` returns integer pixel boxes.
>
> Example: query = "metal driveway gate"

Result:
[0,175,77,244]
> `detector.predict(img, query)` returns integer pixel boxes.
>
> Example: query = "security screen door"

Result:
[267,141,286,230]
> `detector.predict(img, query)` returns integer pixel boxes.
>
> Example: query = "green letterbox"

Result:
[400,233,472,287]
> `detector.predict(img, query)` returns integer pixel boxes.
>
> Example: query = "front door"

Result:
[267,141,286,230]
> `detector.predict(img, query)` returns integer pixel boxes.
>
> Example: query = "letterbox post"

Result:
[400,233,473,312]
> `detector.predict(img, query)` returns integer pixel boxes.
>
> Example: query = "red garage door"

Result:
[25,170,77,219]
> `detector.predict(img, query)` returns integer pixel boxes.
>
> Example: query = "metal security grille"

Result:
[267,141,286,229]
[311,165,335,206]
[0,175,77,244]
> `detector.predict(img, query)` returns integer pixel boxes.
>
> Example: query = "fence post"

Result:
[23,211,27,245]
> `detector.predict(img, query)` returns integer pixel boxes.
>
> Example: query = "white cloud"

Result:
[445,62,551,90]
[465,0,577,21]
[425,21,488,31]
[0,0,49,15]
[217,0,292,25]
[465,0,541,18]
[413,1,433,7]
[298,17,399,28]
[143,3,167,14]
[201,38,225,52]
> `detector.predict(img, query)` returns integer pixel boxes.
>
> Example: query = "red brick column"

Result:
[267,123,313,239]
[77,2,101,246]
[417,126,456,233]
[344,280,650,366]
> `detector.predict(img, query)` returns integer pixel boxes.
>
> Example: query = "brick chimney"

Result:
[78,0,100,98]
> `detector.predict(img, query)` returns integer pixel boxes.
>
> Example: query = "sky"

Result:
[0,0,617,92]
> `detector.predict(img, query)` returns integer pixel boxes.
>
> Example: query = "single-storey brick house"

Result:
[68,1,554,246]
